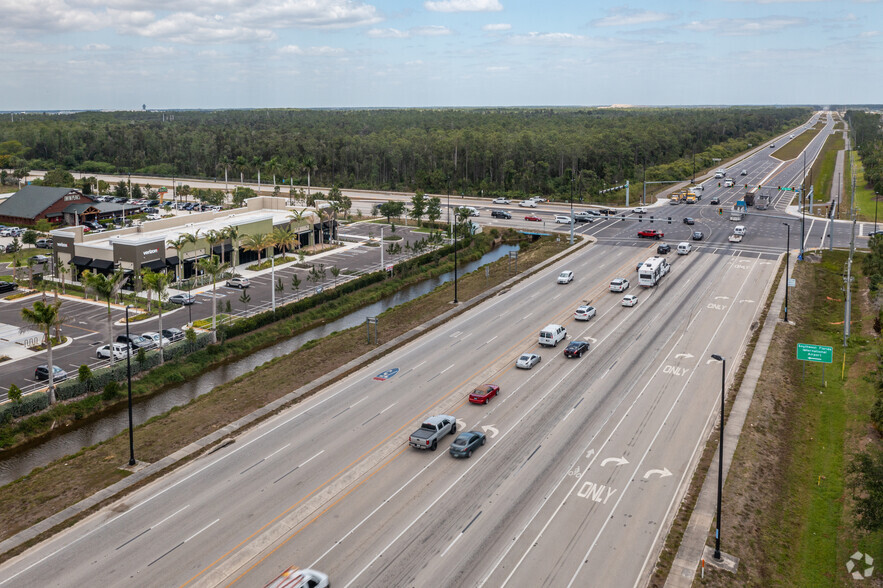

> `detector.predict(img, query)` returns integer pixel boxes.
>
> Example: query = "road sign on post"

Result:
[796,343,833,363]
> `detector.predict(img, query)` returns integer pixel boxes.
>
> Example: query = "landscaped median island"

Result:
[0,229,579,552]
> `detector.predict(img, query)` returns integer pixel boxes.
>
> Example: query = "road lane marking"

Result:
[116,505,190,551]
[148,519,219,567]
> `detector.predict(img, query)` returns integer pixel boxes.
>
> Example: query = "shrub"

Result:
[102,381,120,401]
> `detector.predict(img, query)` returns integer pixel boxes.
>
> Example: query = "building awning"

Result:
[142,259,166,271]
[71,256,92,266]
[89,259,115,271]
[211,244,234,255]
[165,256,180,266]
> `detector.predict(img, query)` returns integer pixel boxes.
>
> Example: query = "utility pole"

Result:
[844,152,856,347]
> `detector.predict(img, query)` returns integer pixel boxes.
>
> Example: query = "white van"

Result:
[539,324,567,347]
[734,225,746,236]
[459,206,480,217]
[265,567,329,588]
[677,242,692,255]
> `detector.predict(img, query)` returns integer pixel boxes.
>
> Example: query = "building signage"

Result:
[56,242,69,248]
[142,248,159,256]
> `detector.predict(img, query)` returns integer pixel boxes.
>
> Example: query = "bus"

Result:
[638,256,670,287]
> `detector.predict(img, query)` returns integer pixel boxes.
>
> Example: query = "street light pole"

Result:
[450,180,458,304]
[710,353,726,561]
[125,305,136,466]
[783,223,790,323]
[874,192,878,234]
[569,174,574,245]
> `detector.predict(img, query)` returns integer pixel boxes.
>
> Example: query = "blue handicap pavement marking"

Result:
[374,367,399,381]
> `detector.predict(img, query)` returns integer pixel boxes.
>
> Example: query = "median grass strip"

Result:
[772,126,820,161]
[695,250,883,586]
[0,236,573,552]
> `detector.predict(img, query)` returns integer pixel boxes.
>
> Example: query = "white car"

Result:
[492,197,510,204]
[97,343,132,360]
[519,200,537,208]
[622,294,638,307]
[634,207,647,215]
[557,270,574,284]
[516,353,541,369]
[554,215,573,224]
[610,278,629,292]
[145,213,162,220]
[729,234,743,243]
[574,305,596,321]
[226,277,251,288]
[142,332,171,347]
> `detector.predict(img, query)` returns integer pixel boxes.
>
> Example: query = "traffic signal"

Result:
[718,208,723,215]
[718,182,721,187]
[667,217,672,224]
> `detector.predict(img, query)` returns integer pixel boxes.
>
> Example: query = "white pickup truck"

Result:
[409,415,457,451]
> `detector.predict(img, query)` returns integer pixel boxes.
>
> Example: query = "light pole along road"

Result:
[0,238,777,588]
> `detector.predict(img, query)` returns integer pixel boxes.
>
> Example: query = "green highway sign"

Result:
[796,343,833,363]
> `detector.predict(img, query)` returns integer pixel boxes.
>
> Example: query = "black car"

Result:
[116,334,157,350]
[491,210,511,219]
[35,365,68,382]
[573,212,595,223]
[564,340,590,358]
[0,281,17,293]
[692,231,704,240]
[449,431,486,458]
[162,327,185,342]
[683,217,695,225]
[657,243,671,254]
[5,243,20,253]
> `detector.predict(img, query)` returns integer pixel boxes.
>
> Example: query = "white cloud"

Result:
[486,65,509,71]
[367,27,410,38]
[684,17,807,35]
[279,44,346,55]
[859,30,880,37]
[412,25,452,36]
[592,8,674,27]
[118,12,275,44]
[142,45,177,56]
[424,0,502,13]
[367,25,451,38]
[239,0,383,29]
[482,23,511,31]
[84,43,110,51]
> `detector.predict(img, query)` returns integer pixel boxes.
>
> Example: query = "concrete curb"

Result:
[0,235,592,557]
[664,252,787,587]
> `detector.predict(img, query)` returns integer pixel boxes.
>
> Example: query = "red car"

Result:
[637,229,664,239]
[524,215,542,222]
[469,384,499,404]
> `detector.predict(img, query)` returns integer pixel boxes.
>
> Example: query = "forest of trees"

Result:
[846,110,883,194]
[0,107,810,201]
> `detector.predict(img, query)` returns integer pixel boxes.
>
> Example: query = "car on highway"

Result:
[657,243,671,254]
[610,278,629,292]
[683,217,694,225]
[622,294,638,307]
[226,277,250,288]
[142,332,171,347]
[729,234,743,243]
[563,340,590,358]
[409,414,456,451]
[710,196,720,205]
[582,209,601,216]
[516,353,541,369]
[557,270,574,284]
[524,215,542,222]
[692,231,704,240]
[519,199,537,208]
[492,197,510,204]
[469,384,499,404]
[491,210,512,219]
[0,281,17,293]
[264,566,329,588]
[116,334,157,350]
[634,207,647,215]
[637,229,664,239]
[574,305,596,321]
[169,293,196,305]
[770,143,776,148]
[573,211,594,223]
[449,431,486,458]
[162,327,185,342]
[740,169,748,175]
[677,242,692,255]
[35,365,67,382]
[97,343,132,360]
[554,215,573,224]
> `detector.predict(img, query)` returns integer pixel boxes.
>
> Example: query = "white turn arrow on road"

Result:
[714,296,730,300]
[643,467,672,479]
[738,299,756,304]
[601,456,629,467]
[481,425,499,438]
[586,449,595,459]
[674,353,694,359]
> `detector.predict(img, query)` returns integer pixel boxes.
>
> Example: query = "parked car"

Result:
[162,327,185,342]
[692,231,704,240]
[116,334,157,350]
[469,384,499,405]
[557,270,574,284]
[519,200,537,208]
[226,277,250,288]
[516,353,541,369]
[169,293,196,305]
[657,243,671,254]
[491,210,512,219]
[5,243,20,253]
[142,332,171,347]
[574,305,596,321]
[35,238,53,248]
[622,294,638,307]
[554,215,573,224]
[28,254,50,264]
[97,343,132,360]
[524,215,542,222]
[683,217,695,225]
[0,281,17,293]
[564,340,590,358]
[492,197,511,204]
[449,431,486,458]
[610,278,629,292]
[35,365,68,382]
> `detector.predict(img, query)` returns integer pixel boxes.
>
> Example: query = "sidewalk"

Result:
[665,254,787,587]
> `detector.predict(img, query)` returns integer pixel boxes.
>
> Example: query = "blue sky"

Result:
[1,0,880,110]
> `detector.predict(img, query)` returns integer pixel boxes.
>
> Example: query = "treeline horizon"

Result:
[0,106,811,201]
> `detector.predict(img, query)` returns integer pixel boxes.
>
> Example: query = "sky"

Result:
[1,0,880,111]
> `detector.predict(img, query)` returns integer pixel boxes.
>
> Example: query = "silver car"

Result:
[516,353,541,369]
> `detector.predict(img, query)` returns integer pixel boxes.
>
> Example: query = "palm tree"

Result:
[169,235,189,282]
[82,269,126,365]
[266,156,281,189]
[234,155,248,184]
[284,157,299,202]
[224,225,241,267]
[21,300,62,404]
[11,254,22,284]
[301,155,317,195]
[183,230,201,281]
[143,270,171,363]
[140,268,155,312]
[57,261,71,294]
[251,156,263,192]
[241,233,267,266]
[204,229,224,264]
[272,226,298,257]
[196,256,227,343]
[26,256,36,289]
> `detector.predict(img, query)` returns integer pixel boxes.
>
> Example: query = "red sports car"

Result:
[469,384,500,404]
[524,215,542,222]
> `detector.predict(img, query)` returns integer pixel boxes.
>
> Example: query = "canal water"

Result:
[0,245,520,484]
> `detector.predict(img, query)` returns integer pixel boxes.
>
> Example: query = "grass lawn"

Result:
[846,152,880,223]
[772,127,821,161]
[0,247,52,264]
